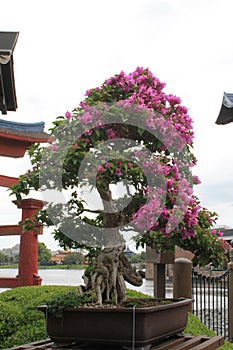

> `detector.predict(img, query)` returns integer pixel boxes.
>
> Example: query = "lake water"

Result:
[0,268,173,297]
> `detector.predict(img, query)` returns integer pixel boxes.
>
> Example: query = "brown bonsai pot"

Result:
[38,298,193,347]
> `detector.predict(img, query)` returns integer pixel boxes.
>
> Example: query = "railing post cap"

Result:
[175,257,192,264]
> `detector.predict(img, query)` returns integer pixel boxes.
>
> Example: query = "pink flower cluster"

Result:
[132,190,164,231]
[88,67,194,147]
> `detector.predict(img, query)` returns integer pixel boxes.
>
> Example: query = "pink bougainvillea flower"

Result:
[65,111,71,119]
[97,165,105,173]
[80,111,93,124]
[51,144,59,151]
[115,168,123,176]
[193,175,201,185]
[85,89,91,96]
[72,143,78,150]
[107,128,117,139]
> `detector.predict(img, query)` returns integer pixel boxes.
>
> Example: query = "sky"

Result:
[1,0,233,251]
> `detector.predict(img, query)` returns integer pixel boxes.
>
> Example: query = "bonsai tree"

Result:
[11,67,230,305]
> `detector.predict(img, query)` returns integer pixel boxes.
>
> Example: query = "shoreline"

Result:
[0,264,86,270]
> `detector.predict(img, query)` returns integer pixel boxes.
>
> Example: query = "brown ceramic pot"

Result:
[38,298,192,347]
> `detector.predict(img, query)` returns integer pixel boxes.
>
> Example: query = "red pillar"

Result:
[13,198,44,286]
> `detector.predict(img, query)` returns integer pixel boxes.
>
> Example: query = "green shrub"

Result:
[184,313,216,337]
[185,313,233,349]
[0,302,23,339]
[2,319,47,348]
[126,289,151,298]
[0,285,76,349]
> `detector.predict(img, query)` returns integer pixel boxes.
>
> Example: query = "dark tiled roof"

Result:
[0,32,18,55]
[0,32,19,114]
[0,119,49,139]
[0,127,49,139]
[216,92,233,125]
[0,119,45,131]
[124,247,135,257]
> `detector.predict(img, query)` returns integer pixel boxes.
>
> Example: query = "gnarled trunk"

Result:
[80,184,143,304]
[82,246,143,305]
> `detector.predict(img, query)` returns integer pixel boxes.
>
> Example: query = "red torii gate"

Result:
[0,31,49,288]
[0,120,49,288]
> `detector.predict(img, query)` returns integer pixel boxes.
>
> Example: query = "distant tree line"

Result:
[0,243,86,266]
[37,242,85,266]
[128,251,146,264]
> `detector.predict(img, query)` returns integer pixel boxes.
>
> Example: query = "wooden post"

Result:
[228,249,233,342]
[146,247,174,298]
[153,264,166,298]
[13,198,44,286]
[173,258,192,311]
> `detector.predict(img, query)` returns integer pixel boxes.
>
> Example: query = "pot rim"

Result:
[38,297,193,314]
